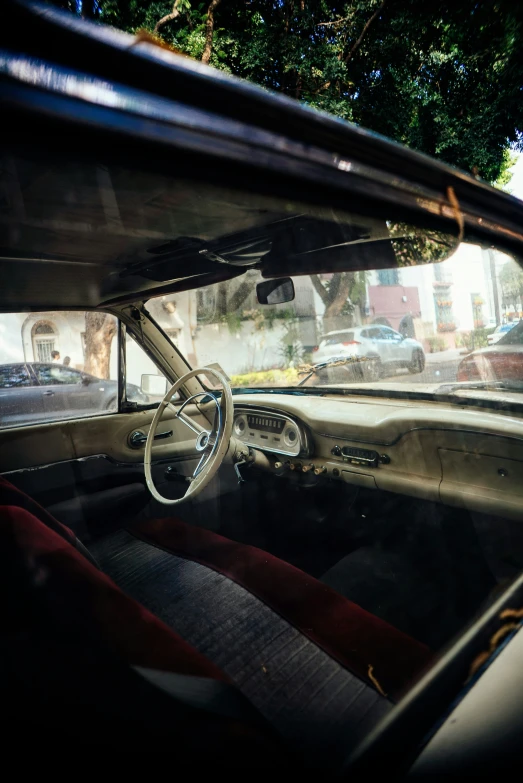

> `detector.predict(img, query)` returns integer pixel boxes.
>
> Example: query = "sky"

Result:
[508,153,523,200]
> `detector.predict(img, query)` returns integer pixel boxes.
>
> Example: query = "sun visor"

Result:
[260,216,458,278]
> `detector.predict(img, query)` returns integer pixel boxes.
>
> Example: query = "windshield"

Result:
[147,241,523,405]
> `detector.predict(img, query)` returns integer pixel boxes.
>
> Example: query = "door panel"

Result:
[0,402,209,472]
[0,402,212,538]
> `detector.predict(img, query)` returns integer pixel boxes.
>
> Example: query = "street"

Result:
[391,348,463,385]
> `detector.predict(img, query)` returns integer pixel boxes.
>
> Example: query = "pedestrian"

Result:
[63,356,71,366]
[51,350,61,363]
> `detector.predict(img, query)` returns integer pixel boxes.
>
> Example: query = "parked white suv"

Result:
[314,326,425,382]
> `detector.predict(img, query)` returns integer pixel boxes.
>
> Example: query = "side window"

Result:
[0,364,32,388]
[34,365,83,385]
[125,331,170,405]
[0,311,118,429]
[367,327,381,339]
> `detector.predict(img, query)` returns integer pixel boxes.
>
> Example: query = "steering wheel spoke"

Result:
[144,368,233,505]
[168,401,205,436]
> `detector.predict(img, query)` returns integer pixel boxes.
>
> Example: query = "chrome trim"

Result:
[0,452,196,476]
[129,429,173,447]
[118,319,126,412]
[175,391,222,478]
[234,405,312,458]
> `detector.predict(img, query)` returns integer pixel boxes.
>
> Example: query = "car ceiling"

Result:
[0,147,407,311]
[0,149,297,309]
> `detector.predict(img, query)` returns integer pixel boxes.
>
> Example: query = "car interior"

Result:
[3,1,523,776]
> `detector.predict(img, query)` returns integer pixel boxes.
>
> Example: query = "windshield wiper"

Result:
[296,356,371,387]
[435,380,523,395]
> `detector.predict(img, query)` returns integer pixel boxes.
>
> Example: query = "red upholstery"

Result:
[0,501,226,681]
[133,518,433,699]
[0,475,432,700]
[0,475,78,545]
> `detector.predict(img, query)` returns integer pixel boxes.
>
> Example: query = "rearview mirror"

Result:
[141,374,169,397]
[256,278,295,305]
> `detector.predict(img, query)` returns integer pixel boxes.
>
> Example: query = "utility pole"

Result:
[489,249,501,326]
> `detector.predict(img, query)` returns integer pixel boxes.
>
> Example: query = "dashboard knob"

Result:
[289,462,302,471]
[314,465,327,476]
[302,464,315,473]
[331,445,342,457]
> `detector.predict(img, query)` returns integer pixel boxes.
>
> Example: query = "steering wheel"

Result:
[144,367,234,505]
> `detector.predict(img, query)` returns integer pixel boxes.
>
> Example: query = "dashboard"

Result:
[232,393,523,521]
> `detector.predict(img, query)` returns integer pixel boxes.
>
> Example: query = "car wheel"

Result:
[364,357,382,381]
[408,349,425,374]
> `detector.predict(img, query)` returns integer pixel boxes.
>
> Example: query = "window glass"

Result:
[497,321,523,346]
[125,331,170,405]
[324,332,355,345]
[0,364,32,388]
[0,311,118,429]
[34,365,83,385]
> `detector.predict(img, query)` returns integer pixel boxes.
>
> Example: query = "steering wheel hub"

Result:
[195,430,211,451]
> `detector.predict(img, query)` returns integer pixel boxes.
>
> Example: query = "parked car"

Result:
[457,321,523,382]
[313,325,425,381]
[487,322,517,345]
[0,362,147,426]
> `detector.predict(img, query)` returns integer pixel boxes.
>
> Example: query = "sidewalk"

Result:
[425,348,463,364]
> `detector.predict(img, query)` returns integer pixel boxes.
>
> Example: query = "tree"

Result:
[84,312,117,379]
[46,0,523,184]
[499,261,523,312]
[311,271,368,325]
[202,0,222,64]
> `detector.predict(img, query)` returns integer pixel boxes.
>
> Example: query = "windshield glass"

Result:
[148,242,523,405]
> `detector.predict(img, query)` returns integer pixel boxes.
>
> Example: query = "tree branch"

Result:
[311,80,331,95]
[344,0,387,65]
[310,274,329,305]
[202,0,222,64]
[154,0,183,34]
[316,16,352,28]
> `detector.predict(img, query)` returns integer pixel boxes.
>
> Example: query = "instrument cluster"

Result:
[233,407,309,458]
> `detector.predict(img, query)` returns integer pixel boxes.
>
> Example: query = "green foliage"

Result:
[221,311,242,335]
[231,367,300,387]
[278,316,303,367]
[455,327,495,350]
[278,341,303,368]
[44,0,523,182]
[391,226,458,267]
[427,335,447,353]
[495,149,518,191]
[499,261,523,309]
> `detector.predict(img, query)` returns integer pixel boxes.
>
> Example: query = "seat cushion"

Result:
[0,502,225,681]
[130,517,432,698]
[90,519,432,767]
[0,503,297,766]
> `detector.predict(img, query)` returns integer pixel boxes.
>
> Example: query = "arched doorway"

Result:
[32,320,58,362]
